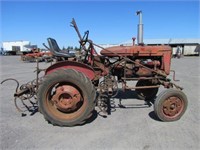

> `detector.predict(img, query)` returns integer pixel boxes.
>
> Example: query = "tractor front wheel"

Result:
[154,89,188,122]
[38,69,96,126]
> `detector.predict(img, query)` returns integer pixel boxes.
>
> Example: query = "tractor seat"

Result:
[47,38,75,58]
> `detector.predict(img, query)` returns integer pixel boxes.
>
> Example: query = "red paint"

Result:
[45,61,95,80]
[100,45,171,57]
[101,45,172,75]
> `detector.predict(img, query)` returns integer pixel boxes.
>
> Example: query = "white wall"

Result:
[172,46,183,55]
[2,41,30,52]
[184,45,198,55]
[172,47,177,55]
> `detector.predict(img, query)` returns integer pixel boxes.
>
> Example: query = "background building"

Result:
[121,38,200,56]
[1,41,37,55]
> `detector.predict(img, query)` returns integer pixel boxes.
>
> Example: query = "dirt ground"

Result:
[0,56,199,150]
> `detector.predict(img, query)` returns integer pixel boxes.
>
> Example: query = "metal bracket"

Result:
[170,70,180,81]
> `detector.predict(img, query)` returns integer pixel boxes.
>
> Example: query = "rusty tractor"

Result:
[1,11,187,126]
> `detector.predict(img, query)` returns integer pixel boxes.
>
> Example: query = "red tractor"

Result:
[2,11,187,126]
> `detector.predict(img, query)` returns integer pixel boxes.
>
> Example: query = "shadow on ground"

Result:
[17,88,160,126]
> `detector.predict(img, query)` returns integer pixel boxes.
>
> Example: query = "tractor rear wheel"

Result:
[154,89,188,122]
[38,69,96,126]
[135,80,158,100]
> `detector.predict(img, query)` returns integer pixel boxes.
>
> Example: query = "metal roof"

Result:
[169,39,200,44]
[121,38,200,45]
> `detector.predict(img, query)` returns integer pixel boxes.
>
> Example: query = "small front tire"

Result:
[154,89,188,122]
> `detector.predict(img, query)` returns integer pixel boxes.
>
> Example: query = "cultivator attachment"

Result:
[1,60,45,115]
[1,78,38,114]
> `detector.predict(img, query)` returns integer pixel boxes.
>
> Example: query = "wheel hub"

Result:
[52,85,81,113]
[162,96,183,117]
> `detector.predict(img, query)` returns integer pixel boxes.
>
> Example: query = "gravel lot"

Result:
[0,56,199,150]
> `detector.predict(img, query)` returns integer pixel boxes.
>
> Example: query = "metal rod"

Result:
[71,18,82,41]
[125,85,160,90]
[14,88,30,97]
[170,70,180,81]
[121,77,156,80]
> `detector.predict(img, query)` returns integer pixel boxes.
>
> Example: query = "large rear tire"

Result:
[38,69,96,126]
[154,89,188,122]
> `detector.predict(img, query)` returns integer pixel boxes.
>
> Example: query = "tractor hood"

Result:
[100,45,172,57]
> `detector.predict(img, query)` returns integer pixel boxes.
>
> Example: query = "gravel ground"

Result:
[0,56,199,150]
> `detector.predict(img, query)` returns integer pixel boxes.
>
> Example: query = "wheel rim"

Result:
[162,96,184,118]
[52,85,82,113]
[45,82,87,120]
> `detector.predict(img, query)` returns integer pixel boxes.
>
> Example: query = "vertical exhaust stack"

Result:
[136,10,144,45]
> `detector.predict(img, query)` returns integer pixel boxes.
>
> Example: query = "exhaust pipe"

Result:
[136,10,144,45]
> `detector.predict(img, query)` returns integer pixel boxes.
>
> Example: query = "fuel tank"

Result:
[100,45,171,57]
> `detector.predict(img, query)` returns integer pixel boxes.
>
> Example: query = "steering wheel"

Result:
[79,30,90,63]
[80,30,89,46]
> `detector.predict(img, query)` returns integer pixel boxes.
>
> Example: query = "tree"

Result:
[67,46,73,50]
[74,46,80,51]
[62,46,66,50]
